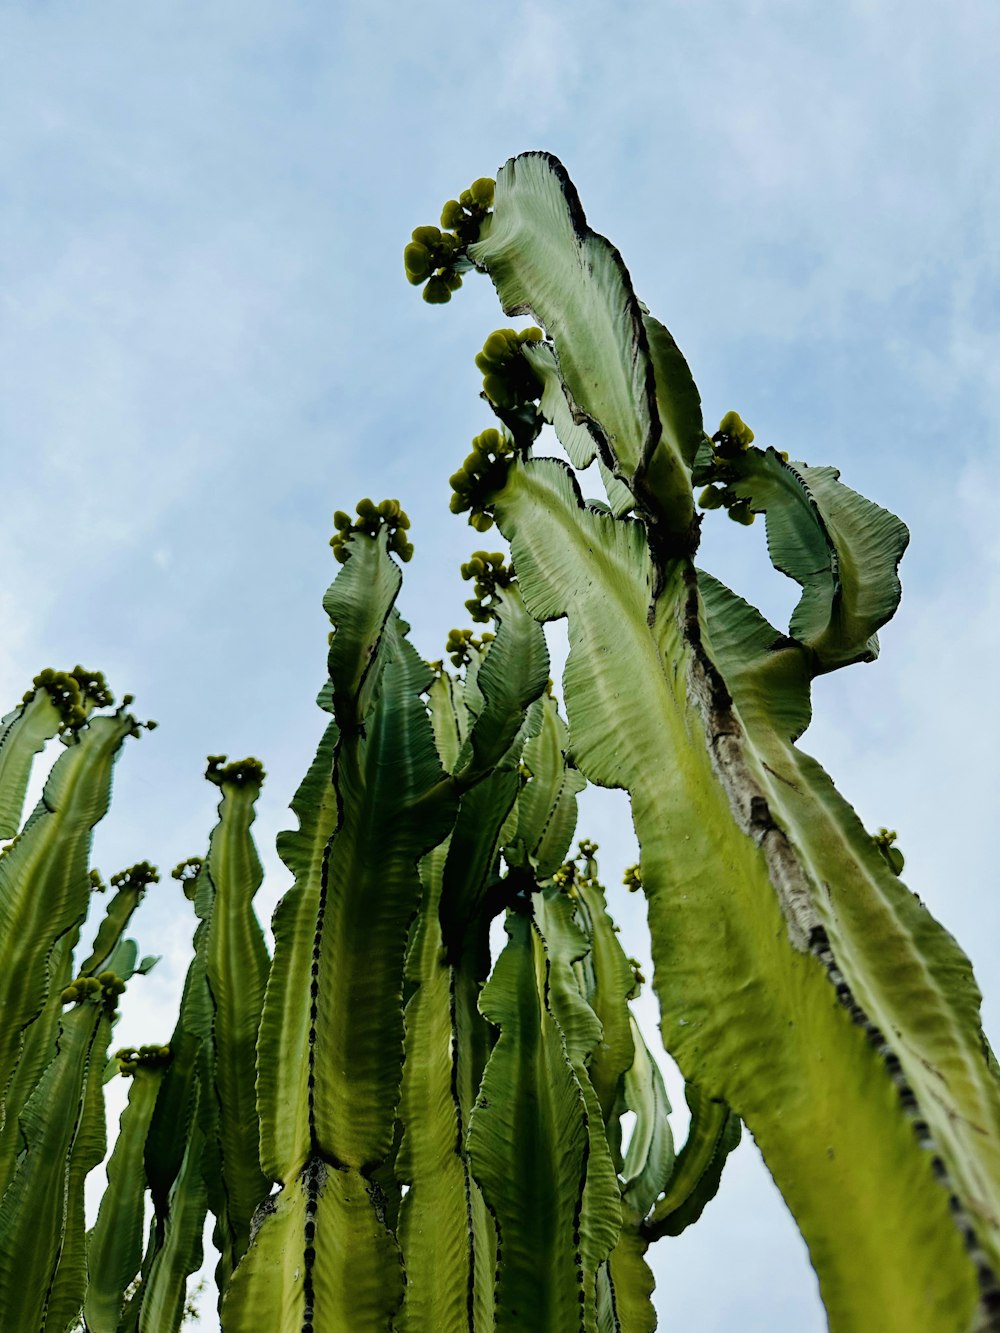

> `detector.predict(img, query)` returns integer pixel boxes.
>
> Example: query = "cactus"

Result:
[0,149,997,1333]
[409,149,1000,1329]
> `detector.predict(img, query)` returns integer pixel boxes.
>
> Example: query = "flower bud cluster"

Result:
[449,429,517,533]
[205,755,266,788]
[552,860,575,890]
[70,666,114,710]
[873,827,905,876]
[171,857,203,884]
[695,411,791,527]
[60,970,127,1007]
[440,177,495,243]
[460,550,514,623]
[331,498,413,565]
[404,177,495,304]
[171,857,204,901]
[404,226,464,303]
[444,627,495,669]
[22,666,114,732]
[554,840,600,901]
[475,327,544,412]
[115,1043,172,1076]
[110,861,159,894]
[623,864,643,893]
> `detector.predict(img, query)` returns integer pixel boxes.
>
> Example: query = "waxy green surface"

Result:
[464,150,1000,1329]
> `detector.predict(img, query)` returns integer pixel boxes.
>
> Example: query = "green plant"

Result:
[0,151,997,1333]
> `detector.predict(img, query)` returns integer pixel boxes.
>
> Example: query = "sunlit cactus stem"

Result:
[409,149,1000,1331]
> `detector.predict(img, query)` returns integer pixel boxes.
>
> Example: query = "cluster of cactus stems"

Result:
[1,151,999,1333]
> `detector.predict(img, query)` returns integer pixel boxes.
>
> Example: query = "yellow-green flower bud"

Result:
[483,331,512,364]
[470,177,495,207]
[423,275,452,304]
[717,410,754,447]
[411,225,442,248]
[728,500,755,526]
[482,374,512,408]
[403,242,431,283]
[440,199,464,229]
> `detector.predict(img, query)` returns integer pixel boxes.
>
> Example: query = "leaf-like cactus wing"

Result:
[532,888,622,1330]
[486,453,997,1327]
[80,877,150,977]
[0,712,137,1110]
[521,339,600,470]
[202,766,271,1286]
[221,1165,403,1332]
[84,1066,166,1332]
[453,584,549,788]
[572,878,637,1165]
[311,612,455,1167]
[0,1002,110,1328]
[506,694,586,881]
[0,925,80,1197]
[619,1017,675,1222]
[258,721,338,1182]
[645,1083,740,1241]
[395,846,496,1332]
[467,910,591,1331]
[714,445,910,672]
[439,767,520,958]
[471,152,699,537]
[0,688,62,838]
[137,1117,208,1333]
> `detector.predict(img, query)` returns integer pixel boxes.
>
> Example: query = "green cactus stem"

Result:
[428,148,1000,1329]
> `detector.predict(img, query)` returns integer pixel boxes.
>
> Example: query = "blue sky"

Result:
[2,2,999,1327]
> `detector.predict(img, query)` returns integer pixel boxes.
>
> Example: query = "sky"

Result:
[2,1,999,1328]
